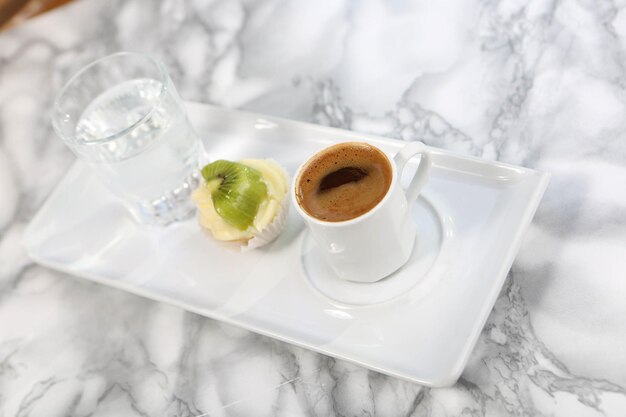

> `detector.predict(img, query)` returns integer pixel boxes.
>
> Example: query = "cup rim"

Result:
[51,51,169,145]
[291,141,398,227]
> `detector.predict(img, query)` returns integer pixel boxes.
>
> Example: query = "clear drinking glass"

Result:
[51,52,204,225]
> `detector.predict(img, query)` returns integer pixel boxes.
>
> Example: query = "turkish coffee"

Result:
[295,142,392,222]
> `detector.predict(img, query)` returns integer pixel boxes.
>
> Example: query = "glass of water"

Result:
[52,52,204,225]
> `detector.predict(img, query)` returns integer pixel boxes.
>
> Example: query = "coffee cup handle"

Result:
[394,141,432,205]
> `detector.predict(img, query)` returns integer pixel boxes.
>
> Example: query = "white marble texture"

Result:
[1,0,625,415]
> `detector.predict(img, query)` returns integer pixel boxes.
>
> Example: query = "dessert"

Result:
[191,158,289,251]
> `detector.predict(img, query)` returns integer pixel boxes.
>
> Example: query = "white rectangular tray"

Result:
[23,102,549,387]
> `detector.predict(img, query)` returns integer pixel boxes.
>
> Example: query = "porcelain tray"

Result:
[23,102,550,387]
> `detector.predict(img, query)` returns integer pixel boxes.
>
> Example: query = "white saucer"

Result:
[302,196,447,306]
[23,102,550,387]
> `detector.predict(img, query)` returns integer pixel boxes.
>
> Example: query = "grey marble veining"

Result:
[1,0,626,415]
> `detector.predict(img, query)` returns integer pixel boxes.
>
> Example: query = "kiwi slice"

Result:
[201,160,268,230]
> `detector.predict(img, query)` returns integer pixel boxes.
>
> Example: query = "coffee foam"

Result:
[296,142,392,222]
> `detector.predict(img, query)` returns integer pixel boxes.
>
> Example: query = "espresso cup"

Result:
[292,141,432,283]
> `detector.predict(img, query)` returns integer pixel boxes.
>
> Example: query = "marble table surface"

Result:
[1,0,626,415]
